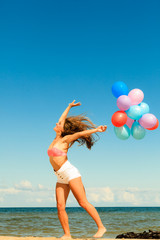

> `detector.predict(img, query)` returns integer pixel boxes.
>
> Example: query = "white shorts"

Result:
[54,161,81,184]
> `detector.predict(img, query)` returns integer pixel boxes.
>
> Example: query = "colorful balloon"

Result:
[126,117,134,128]
[111,111,127,127]
[128,89,144,105]
[131,122,146,140]
[111,81,158,140]
[139,102,150,115]
[126,105,143,120]
[114,125,130,140]
[139,113,157,129]
[112,81,129,98]
[147,119,159,130]
[117,95,131,111]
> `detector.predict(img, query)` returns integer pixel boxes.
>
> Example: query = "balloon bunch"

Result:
[111,81,159,140]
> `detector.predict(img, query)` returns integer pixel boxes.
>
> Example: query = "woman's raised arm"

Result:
[63,125,107,144]
[58,100,81,127]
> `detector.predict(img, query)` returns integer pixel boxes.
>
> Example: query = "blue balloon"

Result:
[114,125,130,140]
[131,122,146,140]
[126,105,143,120]
[139,102,150,115]
[112,81,129,98]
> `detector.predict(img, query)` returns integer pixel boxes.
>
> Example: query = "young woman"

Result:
[48,100,107,239]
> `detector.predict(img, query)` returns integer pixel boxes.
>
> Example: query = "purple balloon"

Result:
[139,113,157,129]
[117,95,131,111]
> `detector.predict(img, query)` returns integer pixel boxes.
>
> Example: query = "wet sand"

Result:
[0,237,156,240]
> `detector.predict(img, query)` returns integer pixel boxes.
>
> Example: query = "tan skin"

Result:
[49,100,107,239]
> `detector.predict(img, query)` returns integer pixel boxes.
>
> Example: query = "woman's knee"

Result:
[57,202,66,212]
[78,199,88,209]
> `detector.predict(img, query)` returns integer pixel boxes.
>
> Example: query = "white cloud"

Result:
[125,187,140,192]
[0,180,54,206]
[38,184,45,190]
[0,187,20,194]
[86,187,160,206]
[1,180,160,207]
[36,184,52,192]
[0,197,4,202]
[154,194,160,204]
[88,192,100,202]
[36,198,43,203]
[123,192,138,204]
[86,187,114,203]
[15,180,33,190]
[102,187,114,201]
[114,188,160,206]
[48,197,55,202]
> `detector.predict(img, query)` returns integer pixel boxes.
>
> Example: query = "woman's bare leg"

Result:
[56,182,71,238]
[69,177,106,238]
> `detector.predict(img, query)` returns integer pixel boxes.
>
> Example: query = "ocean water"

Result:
[0,207,160,238]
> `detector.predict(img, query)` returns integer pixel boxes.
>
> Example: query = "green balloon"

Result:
[131,121,146,140]
[114,125,130,140]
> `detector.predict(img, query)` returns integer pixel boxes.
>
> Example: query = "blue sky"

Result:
[0,0,160,207]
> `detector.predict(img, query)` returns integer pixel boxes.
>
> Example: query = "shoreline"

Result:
[0,237,158,240]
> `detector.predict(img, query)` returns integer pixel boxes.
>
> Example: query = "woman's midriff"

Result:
[49,156,68,171]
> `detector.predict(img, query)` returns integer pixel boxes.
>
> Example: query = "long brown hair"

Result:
[61,114,99,149]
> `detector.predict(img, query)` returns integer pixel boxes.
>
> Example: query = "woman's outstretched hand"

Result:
[69,100,81,108]
[96,125,107,132]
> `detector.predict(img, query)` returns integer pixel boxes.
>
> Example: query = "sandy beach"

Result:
[0,238,111,240]
[0,237,156,240]
[0,238,61,240]
[0,237,118,240]
[0,237,120,240]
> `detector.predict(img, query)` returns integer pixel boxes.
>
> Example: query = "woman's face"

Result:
[53,121,64,133]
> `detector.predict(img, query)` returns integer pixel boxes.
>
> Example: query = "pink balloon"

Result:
[126,117,134,128]
[117,95,131,111]
[139,113,157,129]
[128,89,144,105]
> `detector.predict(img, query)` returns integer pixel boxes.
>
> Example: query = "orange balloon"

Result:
[111,111,127,127]
[147,119,159,130]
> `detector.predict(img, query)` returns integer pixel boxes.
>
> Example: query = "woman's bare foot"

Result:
[60,234,72,239]
[93,227,107,238]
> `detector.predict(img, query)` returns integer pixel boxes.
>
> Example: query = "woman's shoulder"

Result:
[54,136,70,146]
[61,134,74,143]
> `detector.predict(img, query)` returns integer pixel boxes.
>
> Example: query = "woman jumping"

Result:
[47,100,107,238]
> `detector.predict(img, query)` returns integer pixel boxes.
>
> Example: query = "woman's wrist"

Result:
[68,104,72,108]
[94,128,99,133]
